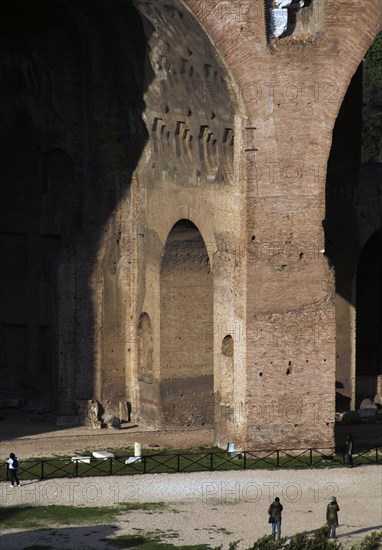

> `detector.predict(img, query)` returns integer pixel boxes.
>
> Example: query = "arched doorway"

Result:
[160,219,213,427]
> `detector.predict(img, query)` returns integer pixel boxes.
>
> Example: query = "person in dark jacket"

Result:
[7,452,20,487]
[326,496,340,538]
[268,496,283,541]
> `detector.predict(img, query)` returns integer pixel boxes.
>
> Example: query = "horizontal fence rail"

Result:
[1,447,381,482]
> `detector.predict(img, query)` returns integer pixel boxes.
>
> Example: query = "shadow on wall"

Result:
[0,0,154,419]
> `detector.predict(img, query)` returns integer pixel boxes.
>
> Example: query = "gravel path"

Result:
[1,465,382,549]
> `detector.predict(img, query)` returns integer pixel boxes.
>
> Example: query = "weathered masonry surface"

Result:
[0,0,381,449]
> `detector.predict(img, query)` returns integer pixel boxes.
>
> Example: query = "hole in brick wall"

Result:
[259,372,263,377]
[286,367,291,375]
[204,64,211,78]
[251,235,256,241]
[222,335,233,357]
[299,252,304,259]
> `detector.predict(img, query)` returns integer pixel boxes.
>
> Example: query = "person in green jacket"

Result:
[326,496,340,538]
[345,434,353,468]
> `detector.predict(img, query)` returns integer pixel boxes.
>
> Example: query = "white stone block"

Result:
[92,451,115,459]
[125,456,142,464]
[134,442,142,457]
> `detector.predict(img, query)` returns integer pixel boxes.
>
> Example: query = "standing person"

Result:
[345,434,353,468]
[268,496,283,541]
[326,496,340,538]
[7,452,20,487]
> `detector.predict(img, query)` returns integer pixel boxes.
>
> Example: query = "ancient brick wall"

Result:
[183,0,381,449]
[1,0,381,449]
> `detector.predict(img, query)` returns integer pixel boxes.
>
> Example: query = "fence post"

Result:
[376,447,379,464]
[177,454,180,473]
[75,459,78,478]
[210,453,213,471]
[143,455,147,474]
[109,458,113,475]
[41,460,44,480]
[276,450,280,467]
[309,449,313,466]
[243,451,247,470]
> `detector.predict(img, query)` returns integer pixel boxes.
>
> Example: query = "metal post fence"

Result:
[1,446,381,482]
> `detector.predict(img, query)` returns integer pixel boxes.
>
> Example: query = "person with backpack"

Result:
[7,452,20,487]
[268,496,283,541]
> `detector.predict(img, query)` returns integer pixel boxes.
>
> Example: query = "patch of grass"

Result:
[21,546,54,550]
[0,502,173,531]
[0,505,119,530]
[203,526,233,536]
[152,529,179,540]
[119,502,169,512]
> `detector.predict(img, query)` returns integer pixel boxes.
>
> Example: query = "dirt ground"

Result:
[1,417,381,460]
[0,419,214,459]
[1,419,381,549]
[1,464,381,549]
